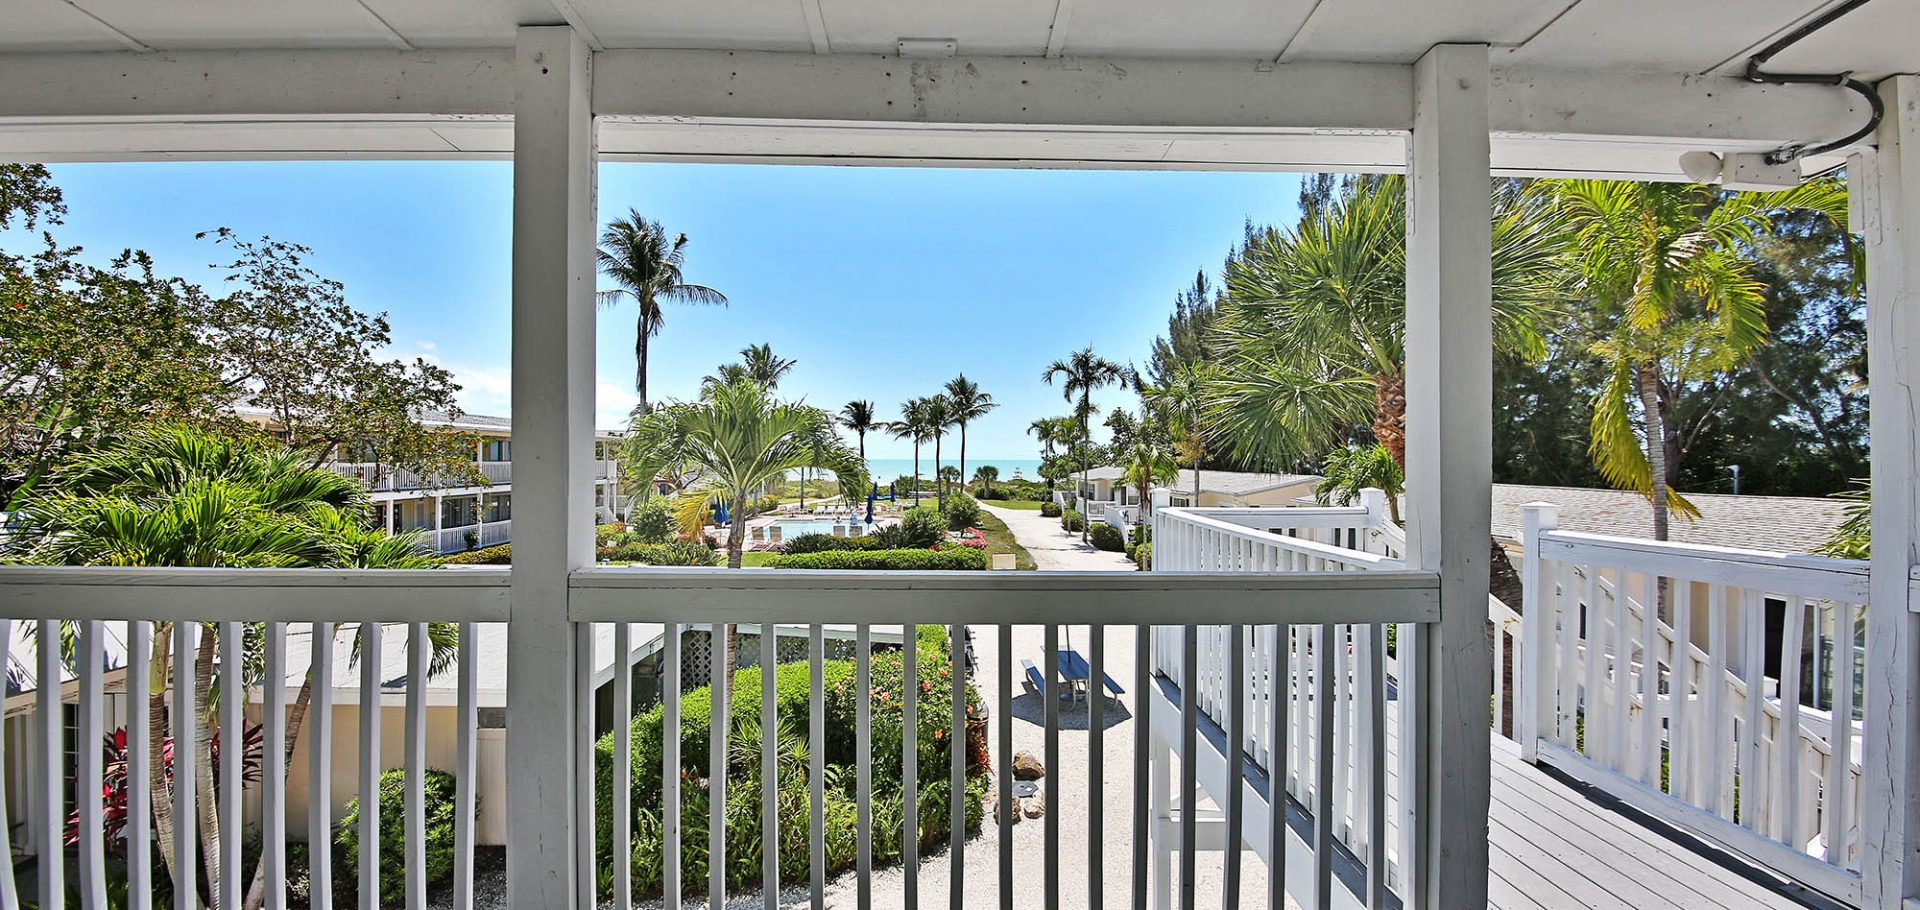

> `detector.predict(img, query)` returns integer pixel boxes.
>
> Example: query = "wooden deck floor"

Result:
[1484,741,1831,910]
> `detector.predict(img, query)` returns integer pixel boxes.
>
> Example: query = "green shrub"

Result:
[780,533,884,555]
[765,548,987,571]
[1039,501,1062,518]
[439,543,510,565]
[1129,523,1153,547]
[897,508,947,549]
[592,632,988,898]
[1059,510,1085,532]
[1089,522,1125,552]
[1134,541,1152,570]
[627,497,677,543]
[338,768,461,906]
[938,494,982,531]
[601,540,720,566]
[597,522,628,546]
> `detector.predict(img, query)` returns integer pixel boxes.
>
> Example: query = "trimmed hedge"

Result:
[938,494,982,531]
[439,543,510,565]
[764,548,987,571]
[779,533,885,555]
[599,540,719,566]
[1039,501,1062,518]
[1059,509,1086,532]
[1089,522,1125,552]
[1134,541,1152,571]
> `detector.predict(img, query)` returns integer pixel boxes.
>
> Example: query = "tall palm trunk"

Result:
[193,630,221,904]
[244,627,329,910]
[912,443,921,505]
[957,426,966,498]
[1373,368,1407,468]
[1079,401,1092,543]
[634,317,652,414]
[933,435,943,499]
[1637,364,1671,541]
[149,630,178,881]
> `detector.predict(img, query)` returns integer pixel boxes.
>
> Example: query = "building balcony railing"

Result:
[330,460,619,492]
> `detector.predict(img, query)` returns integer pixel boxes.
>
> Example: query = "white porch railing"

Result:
[433,519,513,553]
[1151,499,1418,905]
[1516,503,1871,905]
[480,461,513,484]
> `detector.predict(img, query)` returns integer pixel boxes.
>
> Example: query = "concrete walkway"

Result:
[980,503,1135,572]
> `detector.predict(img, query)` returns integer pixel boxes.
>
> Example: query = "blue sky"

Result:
[30,161,1300,459]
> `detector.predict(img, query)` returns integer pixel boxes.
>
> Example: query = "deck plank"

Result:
[1488,749,1810,909]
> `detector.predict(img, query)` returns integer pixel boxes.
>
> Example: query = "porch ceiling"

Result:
[5,0,1913,84]
[0,0,1912,176]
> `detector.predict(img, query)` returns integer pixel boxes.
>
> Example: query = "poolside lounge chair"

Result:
[769,525,783,543]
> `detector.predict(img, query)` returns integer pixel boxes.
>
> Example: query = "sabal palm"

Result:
[1043,347,1126,539]
[840,399,879,462]
[972,465,998,494]
[923,394,955,497]
[625,379,864,570]
[890,398,936,504]
[1211,176,1562,470]
[739,343,796,389]
[596,211,728,412]
[1543,177,1846,539]
[942,375,997,494]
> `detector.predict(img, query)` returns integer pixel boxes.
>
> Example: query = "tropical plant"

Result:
[1211,176,1563,474]
[595,211,728,413]
[971,465,999,494]
[923,394,955,498]
[738,343,796,390]
[1120,441,1179,521]
[1815,482,1870,559]
[839,400,880,460]
[1314,443,1404,524]
[1043,347,1126,541]
[1540,177,1847,539]
[624,379,866,571]
[1143,363,1210,502]
[942,374,997,493]
[337,768,461,906]
[889,399,936,505]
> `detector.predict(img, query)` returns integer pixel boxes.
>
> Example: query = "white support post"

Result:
[1517,503,1558,762]
[1403,43,1494,910]
[505,24,596,910]
[1858,74,1920,910]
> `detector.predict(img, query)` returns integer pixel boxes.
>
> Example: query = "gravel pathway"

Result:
[978,504,1135,572]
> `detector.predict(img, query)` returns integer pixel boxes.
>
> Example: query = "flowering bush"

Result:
[933,527,987,550]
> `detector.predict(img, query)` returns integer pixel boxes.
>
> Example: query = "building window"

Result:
[487,494,512,523]
[482,438,511,462]
[443,496,479,528]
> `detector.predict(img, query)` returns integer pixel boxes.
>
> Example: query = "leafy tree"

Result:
[923,394,955,498]
[1121,441,1179,521]
[595,211,727,413]
[1145,271,1221,389]
[739,343,796,389]
[1540,178,1846,538]
[942,374,996,495]
[1141,363,1210,502]
[1043,347,1127,542]
[1314,443,1404,524]
[890,398,936,505]
[839,400,880,460]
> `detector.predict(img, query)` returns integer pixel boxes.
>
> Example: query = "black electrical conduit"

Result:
[1743,0,1885,164]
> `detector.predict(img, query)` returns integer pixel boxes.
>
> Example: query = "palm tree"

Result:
[596,211,728,413]
[1314,443,1404,525]
[739,343,796,389]
[840,400,880,460]
[1121,441,1179,522]
[1210,176,1563,472]
[625,379,865,571]
[890,398,935,504]
[972,464,999,495]
[942,374,997,494]
[924,394,955,498]
[1543,178,1846,539]
[1143,363,1210,503]
[1043,347,1126,541]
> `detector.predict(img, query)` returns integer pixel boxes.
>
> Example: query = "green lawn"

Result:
[979,498,1046,510]
[974,510,1038,570]
[740,551,779,567]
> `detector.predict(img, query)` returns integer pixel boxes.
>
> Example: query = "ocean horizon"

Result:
[789,457,1045,483]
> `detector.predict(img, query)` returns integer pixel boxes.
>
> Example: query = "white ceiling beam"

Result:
[798,0,832,55]
[57,0,152,53]
[0,48,1870,171]
[541,0,605,51]
[347,0,416,51]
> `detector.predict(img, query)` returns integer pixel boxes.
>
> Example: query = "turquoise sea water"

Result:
[788,458,1044,483]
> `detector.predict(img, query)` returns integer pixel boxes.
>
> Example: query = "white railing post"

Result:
[505,24,595,910]
[1518,502,1558,762]
[1403,42,1494,910]
[1858,74,1920,910]
[1359,487,1388,534]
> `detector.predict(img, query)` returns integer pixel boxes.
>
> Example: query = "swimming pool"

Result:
[772,519,841,537]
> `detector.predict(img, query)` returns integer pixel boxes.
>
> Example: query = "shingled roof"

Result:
[1488,484,1849,556]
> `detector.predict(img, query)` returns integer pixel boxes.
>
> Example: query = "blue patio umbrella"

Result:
[713,499,729,525]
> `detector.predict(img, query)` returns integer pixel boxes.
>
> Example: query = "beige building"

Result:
[1077,466,1322,509]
